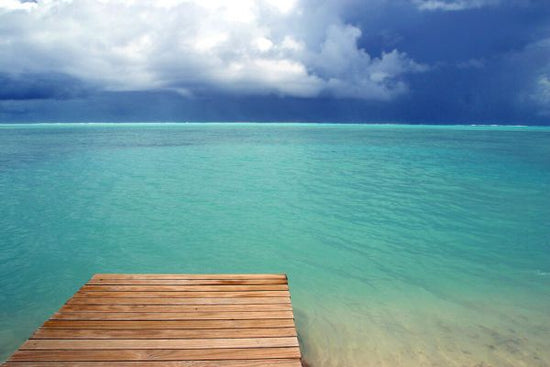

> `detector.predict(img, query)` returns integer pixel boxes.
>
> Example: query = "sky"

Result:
[0,0,549,124]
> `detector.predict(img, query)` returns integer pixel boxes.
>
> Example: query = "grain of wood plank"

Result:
[42,319,296,329]
[51,311,294,320]
[92,274,287,280]
[88,279,288,285]
[22,337,299,350]
[74,291,289,298]
[66,297,291,305]
[81,284,289,292]
[31,327,297,339]
[2,360,302,367]
[60,304,292,313]
[3,274,302,366]
[10,347,301,361]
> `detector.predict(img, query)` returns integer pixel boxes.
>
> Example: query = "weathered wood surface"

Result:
[2,274,302,367]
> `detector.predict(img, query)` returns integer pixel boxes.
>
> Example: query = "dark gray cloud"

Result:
[0,0,548,124]
[0,73,92,100]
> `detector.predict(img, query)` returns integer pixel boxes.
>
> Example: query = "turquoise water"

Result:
[1,123,549,366]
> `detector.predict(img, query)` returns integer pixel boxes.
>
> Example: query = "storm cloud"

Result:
[0,0,548,123]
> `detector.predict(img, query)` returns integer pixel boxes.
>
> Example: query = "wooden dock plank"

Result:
[3,360,302,367]
[42,319,296,329]
[74,291,290,298]
[92,274,287,280]
[10,347,302,361]
[60,304,293,312]
[2,274,302,367]
[31,328,298,339]
[51,311,294,320]
[88,279,288,285]
[66,297,291,305]
[81,284,289,292]
[21,337,299,349]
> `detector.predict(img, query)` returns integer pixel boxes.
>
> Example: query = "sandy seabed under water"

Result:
[295,289,549,367]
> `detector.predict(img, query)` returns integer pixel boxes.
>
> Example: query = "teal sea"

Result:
[1,123,549,366]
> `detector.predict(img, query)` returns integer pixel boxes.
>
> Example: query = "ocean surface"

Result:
[1,123,549,366]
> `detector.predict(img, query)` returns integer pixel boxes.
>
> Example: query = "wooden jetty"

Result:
[2,274,302,366]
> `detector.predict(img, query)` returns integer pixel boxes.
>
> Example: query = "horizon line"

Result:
[2,122,550,130]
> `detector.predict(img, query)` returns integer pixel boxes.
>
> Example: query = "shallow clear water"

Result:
[1,123,549,366]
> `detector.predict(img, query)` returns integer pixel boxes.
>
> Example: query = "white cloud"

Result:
[505,37,550,117]
[534,75,550,101]
[310,25,427,100]
[457,58,485,69]
[0,0,426,100]
[413,0,500,11]
[527,39,550,116]
[0,0,37,12]
[524,74,550,116]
